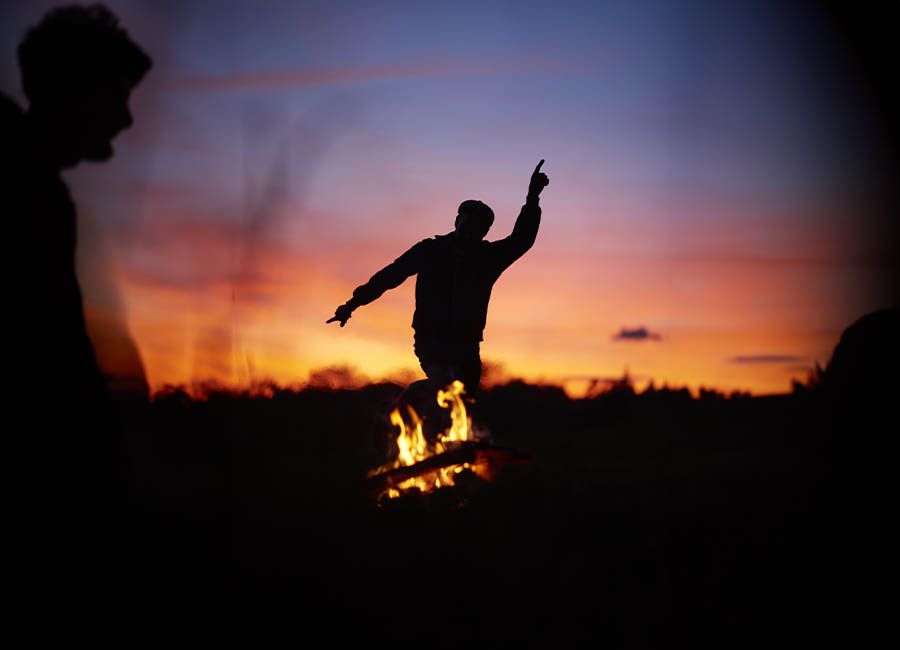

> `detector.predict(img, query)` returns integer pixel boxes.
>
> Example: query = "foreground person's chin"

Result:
[83,141,114,162]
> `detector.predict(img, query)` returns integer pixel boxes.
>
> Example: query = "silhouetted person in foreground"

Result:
[329,160,549,434]
[1,5,150,645]
[3,5,150,394]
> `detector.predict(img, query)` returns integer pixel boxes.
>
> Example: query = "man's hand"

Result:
[528,159,549,199]
[326,303,354,327]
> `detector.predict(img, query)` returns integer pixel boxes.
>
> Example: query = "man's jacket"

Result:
[349,198,541,344]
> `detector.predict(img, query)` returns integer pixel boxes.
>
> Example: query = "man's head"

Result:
[18,4,152,167]
[455,199,494,243]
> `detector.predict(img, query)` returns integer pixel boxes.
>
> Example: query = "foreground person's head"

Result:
[18,4,152,168]
[455,199,494,243]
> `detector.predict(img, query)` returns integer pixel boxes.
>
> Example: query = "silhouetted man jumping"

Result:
[328,159,549,399]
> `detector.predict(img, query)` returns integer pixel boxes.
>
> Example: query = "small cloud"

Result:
[612,326,662,342]
[728,355,806,364]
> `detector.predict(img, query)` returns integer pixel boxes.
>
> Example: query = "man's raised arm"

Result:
[327,240,428,327]
[493,159,550,270]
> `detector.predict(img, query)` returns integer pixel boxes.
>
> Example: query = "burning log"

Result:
[365,440,533,497]
[367,380,535,501]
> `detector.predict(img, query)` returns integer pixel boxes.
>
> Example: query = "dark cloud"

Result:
[728,355,806,364]
[612,326,662,342]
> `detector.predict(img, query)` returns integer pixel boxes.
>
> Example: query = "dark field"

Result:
[113,379,880,648]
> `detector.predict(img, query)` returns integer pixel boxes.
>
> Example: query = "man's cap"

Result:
[457,199,494,226]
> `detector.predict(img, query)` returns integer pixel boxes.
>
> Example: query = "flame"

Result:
[374,380,489,499]
[436,380,471,446]
[392,404,427,467]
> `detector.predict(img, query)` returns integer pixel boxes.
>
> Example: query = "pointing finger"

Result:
[533,159,545,175]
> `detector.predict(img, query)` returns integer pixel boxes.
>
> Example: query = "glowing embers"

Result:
[369,380,492,501]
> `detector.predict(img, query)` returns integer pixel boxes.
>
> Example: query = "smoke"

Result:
[192,94,362,387]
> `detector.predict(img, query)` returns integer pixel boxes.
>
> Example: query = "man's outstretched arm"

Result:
[493,159,550,271]
[327,240,427,327]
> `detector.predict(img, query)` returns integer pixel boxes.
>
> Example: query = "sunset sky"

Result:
[2,0,896,396]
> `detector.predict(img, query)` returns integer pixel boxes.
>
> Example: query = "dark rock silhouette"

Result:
[822,306,899,404]
[802,306,900,646]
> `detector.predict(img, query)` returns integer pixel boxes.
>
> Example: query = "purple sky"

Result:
[1,1,896,394]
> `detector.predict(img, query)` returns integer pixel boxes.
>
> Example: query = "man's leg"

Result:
[452,342,482,396]
[415,337,482,389]
[414,338,482,440]
[411,337,452,440]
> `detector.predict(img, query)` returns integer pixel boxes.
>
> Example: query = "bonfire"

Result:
[366,380,532,501]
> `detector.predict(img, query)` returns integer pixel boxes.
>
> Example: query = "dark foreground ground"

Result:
[105,378,886,649]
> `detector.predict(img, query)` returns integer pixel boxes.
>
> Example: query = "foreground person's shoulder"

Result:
[0,93,25,155]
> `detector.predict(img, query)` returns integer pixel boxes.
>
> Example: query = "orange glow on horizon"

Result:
[77,204,872,399]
